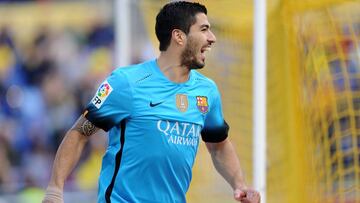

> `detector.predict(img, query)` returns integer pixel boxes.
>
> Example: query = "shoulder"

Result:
[191,71,222,106]
[111,60,154,85]
[191,70,219,91]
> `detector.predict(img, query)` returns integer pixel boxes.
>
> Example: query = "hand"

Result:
[42,186,64,203]
[234,187,260,203]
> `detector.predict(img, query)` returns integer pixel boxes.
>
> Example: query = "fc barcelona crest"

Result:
[196,96,209,114]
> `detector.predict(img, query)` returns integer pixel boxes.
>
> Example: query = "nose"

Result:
[208,30,216,44]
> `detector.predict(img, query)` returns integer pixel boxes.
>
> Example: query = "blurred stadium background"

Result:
[0,0,359,202]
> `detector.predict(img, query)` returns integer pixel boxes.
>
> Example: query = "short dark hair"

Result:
[155,1,207,51]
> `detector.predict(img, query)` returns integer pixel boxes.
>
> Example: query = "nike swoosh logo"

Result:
[150,101,163,107]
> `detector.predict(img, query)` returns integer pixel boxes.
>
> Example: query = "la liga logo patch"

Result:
[97,83,112,97]
[196,96,209,114]
[92,80,113,109]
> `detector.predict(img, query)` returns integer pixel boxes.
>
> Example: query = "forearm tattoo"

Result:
[72,117,98,137]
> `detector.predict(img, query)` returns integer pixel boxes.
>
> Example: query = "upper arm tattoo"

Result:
[71,116,99,137]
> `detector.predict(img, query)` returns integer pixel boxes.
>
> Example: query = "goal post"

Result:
[253,0,267,202]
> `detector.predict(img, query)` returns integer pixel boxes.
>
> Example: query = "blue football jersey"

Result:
[85,59,229,203]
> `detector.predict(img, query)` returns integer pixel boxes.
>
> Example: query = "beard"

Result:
[180,37,205,70]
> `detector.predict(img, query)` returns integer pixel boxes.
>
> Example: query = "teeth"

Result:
[202,47,211,52]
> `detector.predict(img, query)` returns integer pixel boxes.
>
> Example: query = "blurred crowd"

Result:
[0,20,115,194]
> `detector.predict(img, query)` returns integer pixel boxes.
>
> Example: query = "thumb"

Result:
[234,188,246,200]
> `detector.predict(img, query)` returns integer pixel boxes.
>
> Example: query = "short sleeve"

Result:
[84,70,132,131]
[201,87,229,143]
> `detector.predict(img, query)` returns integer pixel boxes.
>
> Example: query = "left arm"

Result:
[203,86,260,202]
[206,138,260,203]
[206,137,245,190]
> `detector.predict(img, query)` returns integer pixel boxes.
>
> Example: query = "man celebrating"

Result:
[43,1,260,203]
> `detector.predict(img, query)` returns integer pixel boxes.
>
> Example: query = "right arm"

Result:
[43,70,132,203]
[43,115,99,203]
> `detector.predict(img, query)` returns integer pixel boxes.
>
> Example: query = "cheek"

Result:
[190,41,201,53]
[188,35,202,47]
[185,43,197,55]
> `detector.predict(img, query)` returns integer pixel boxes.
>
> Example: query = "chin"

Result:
[191,62,205,70]
[198,60,205,69]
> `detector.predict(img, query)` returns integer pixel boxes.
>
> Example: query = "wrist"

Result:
[233,178,248,190]
[46,186,63,193]
[48,178,64,191]
[232,170,247,190]
[44,186,63,203]
[234,182,247,190]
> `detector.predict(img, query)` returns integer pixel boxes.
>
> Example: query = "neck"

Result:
[157,52,191,83]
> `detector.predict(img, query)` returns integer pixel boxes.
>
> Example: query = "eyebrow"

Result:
[200,24,210,29]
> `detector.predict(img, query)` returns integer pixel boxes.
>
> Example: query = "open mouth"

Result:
[200,46,211,61]
[201,46,211,54]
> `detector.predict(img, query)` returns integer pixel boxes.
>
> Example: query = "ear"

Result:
[172,29,186,46]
